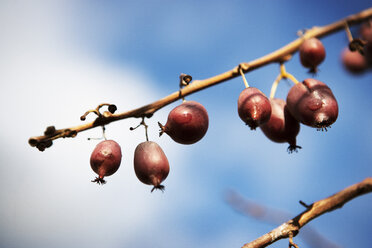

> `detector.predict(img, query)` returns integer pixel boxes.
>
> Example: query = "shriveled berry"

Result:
[237,87,271,130]
[108,104,117,114]
[90,140,122,184]
[159,101,209,144]
[134,141,170,192]
[286,79,338,130]
[341,47,367,74]
[44,126,56,136]
[260,98,301,153]
[299,38,326,73]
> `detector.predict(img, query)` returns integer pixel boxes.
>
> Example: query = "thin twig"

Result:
[344,22,354,42]
[269,73,283,99]
[239,65,250,88]
[241,177,372,248]
[29,8,372,150]
[226,191,341,248]
[288,232,299,248]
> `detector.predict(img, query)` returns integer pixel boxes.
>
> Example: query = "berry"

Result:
[159,101,209,144]
[260,98,301,153]
[359,22,372,66]
[299,38,326,73]
[90,140,122,184]
[359,22,372,42]
[237,87,271,130]
[134,141,170,192]
[341,47,367,74]
[286,79,338,130]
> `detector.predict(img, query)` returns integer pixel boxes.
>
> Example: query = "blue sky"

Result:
[0,1,371,248]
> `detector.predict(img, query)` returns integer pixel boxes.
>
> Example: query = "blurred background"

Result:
[1,1,371,248]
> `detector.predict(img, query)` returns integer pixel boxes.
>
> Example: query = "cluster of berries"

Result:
[88,22,372,190]
[89,100,209,191]
[238,37,338,152]
[238,78,338,152]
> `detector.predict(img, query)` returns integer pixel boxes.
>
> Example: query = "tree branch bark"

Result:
[241,177,372,248]
[226,191,341,248]
[29,7,372,150]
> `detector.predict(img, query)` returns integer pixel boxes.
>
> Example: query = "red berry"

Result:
[299,38,326,72]
[159,101,209,144]
[134,141,170,192]
[359,22,372,42]
[237,87,271,130]
[260,98,301,153]
[286,79,338,130]
[341,47,367,74]
[90,140,122,184]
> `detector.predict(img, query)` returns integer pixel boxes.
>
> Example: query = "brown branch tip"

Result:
[241,178,372,248]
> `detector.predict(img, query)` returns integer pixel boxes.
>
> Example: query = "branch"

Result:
[241,177,372,248]
[28,7,372,150]
[225,191,341,248]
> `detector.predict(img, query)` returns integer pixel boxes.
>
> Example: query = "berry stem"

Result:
[143,119,149,142]
[280,63,300,85]
[239,66,250,88]
[102,126,107,140]
[284,72,300,85]
[269,73,282,99]
[269,63,299,99]
[344,21,354,42]
[130,117,149,141]
[87,126,106,140]
[288,232,299,248]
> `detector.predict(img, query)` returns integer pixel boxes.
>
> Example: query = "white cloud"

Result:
[0,1,252,247]
[0,1,197,247]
